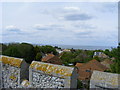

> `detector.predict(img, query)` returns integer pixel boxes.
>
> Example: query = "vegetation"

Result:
[110,43,120,74]
[1,42,120,74]
[1,43,58,63]
[60,50,94,65]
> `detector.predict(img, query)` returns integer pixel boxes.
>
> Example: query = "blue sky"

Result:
[1,2,118,46]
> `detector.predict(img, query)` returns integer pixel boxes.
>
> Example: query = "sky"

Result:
[1,2,118,46]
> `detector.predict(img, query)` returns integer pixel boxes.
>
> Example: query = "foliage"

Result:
[39,45,58,55]
[2,43,35,63]
[110,43,120,74]
[93,56,100,62]
[60,50,93,65]
[77,79,84,89]
[2,43,58,64]
[35,52,42,61]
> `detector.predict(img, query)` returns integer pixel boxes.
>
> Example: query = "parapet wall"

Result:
[0,56,78,89]
[0,55,23,88]
[29,61,78,88]
[0,55,29,88]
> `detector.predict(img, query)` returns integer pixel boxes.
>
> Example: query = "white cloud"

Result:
[64,6,80,11]
[5,25,21,32]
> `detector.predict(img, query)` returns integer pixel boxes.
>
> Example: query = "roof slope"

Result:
[75,63,84,67]
[41,54,62,65]
[76,59,108,80]
[41,54,55,62]
[80,59,108,71]
[101,59,114,68]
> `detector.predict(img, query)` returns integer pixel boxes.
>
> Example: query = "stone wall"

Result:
[90,70,120,89]
[0,56,78,89]
[0,55,28,88]
[29,61,78,88]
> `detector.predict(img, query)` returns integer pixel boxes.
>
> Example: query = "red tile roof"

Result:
[75,63,84,67]
[76,59,108,80]
[41,54,55,62]
[41,54,62,65]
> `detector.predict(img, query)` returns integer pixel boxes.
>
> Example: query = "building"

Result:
[29,61,78,88]
[75,59,108,81]
[56,49,63,54]
[62,49,71,52]
[90,70,120,89]
[0,55,29,88]
[101,59,114,69]
[93,52,109,58]
[41,54,63,65]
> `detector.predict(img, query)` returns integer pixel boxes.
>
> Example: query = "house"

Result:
[62,49,71,52]
[75,59,108,81]
[101,59,114,69]
[56,49,63,54]
[93,52,109,58]
[90,70,120,89]
[41,54,63,65]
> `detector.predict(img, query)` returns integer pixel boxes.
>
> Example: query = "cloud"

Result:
[5,25,21,32]
[34,24,64,31]
[64,13,93,21]
[4,25,27,35]
[34,24,51,30]
[73,23,96,29]
[63,6,80,11]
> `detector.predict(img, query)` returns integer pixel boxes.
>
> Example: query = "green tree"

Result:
[39,45,58,55]
[110,43,120,74]
[3,46,21,58]
[35,52,42,61]
[3,43,35,64]
[93,56,100,62]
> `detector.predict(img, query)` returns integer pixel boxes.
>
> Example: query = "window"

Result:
[86,70,91,72]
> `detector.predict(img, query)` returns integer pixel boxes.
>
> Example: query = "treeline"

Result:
[1,42,120,74]
[1,43,58,63]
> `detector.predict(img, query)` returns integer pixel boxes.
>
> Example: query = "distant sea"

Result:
[36,44,116,50]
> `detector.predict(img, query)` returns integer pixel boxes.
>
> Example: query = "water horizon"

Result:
[35,44,116,50]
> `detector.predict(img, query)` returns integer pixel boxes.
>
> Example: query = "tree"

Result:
[18,43,35,63]
[3,46,21,58]
[110,43,120,74]
[2,43,35,64]
[39,45,58,55]
[35,52,42,61]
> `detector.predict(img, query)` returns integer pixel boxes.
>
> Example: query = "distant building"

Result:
[90,70,120,89]
[75,59,108,81]
[93,52,109,58]
[41,54,63,65]
[63,49,71,52]
[0,55,29,88]
[29,61,78,88]
[56,49,63,54]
